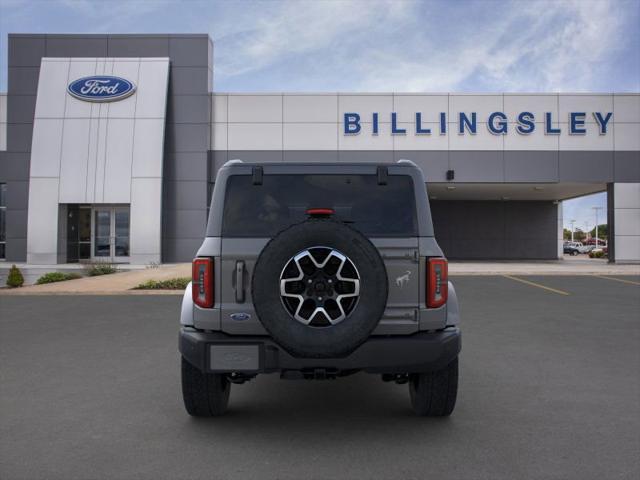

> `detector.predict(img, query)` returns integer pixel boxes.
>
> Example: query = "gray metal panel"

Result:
[209,150,229,179]
[6,124,33,152]
[107,35,170,57]
[45,35,108,57]
[337,151,393,163]
[505,150,559,182]
[559,151,614,183]
[165,123,209,153]
[607,183,616,261]
[169,67,210,95]
[163,180,207,210]
[218,237,266,335]
[283,150,339,163]
[212,150,640,185]
[195,236,222,257]
[431,200,557,259]
[6,95,36,124]
[614,151,640,182]
[8,35,46,67]
[169,36,211,67]
[225,150,284,163]
[504,202,557,258]
[0,153,30,180]
[163,209,207,239]
[167,95,210,124]
[6,208,28,239]
[5,180,28,208]
[449,151,504,182]
[164,152,208,181]
[394,151,449,182]
[162,237,202,262]
[5,236,26,262]
[7,67,40,95]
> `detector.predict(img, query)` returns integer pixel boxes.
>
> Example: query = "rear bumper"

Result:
[179,327,461,375]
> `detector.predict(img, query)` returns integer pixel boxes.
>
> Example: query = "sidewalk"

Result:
[0,263,190,295]
[1,258,638,295]
[448,257,640,276]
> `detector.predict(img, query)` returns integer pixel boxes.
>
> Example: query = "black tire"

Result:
[409,357,458,417]
[181,357,230,417]
[572,250,579,256]
[252,219,388,358]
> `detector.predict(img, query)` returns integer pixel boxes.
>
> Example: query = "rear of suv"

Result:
[179,160,461,417]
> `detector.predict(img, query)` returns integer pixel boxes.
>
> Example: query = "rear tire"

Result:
[409,357,458,416]
[181,357,230,417]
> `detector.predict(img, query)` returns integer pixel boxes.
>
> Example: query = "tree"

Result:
[573,228,586,242]
[6,264,24,288]
[589,224,608,240]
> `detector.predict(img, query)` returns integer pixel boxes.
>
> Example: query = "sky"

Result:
[0,0,638,230]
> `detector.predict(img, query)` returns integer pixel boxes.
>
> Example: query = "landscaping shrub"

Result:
[133,277,190,290]
[36,272,82,284]
[6,265,24,288]
[84,263,118,276]
[589,250,606,259]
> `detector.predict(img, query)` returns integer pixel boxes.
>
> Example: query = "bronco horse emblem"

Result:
[395,270,412,288]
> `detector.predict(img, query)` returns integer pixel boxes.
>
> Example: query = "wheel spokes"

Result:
[279,247,360,326]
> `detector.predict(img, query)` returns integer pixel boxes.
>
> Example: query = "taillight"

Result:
[192,258,214,308]
[306,208,335,217]
[427,258,448,308]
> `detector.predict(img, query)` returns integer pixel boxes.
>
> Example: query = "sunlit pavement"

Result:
[1,276,639,480]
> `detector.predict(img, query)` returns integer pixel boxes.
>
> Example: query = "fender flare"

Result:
[180,282,194,326]
[446,281,460,326]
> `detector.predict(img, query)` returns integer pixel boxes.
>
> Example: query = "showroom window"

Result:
[0,183,6,259]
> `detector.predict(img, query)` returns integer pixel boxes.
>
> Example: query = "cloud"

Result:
[212,0,638,92]
[0,0,637,92]
[212,0,411,80]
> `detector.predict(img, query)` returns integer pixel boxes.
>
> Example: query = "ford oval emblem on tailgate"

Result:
[67,76,136,102]
[230,312,251,321]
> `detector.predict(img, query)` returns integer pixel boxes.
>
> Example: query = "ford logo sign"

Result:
[230,312,251,322]
[67,76,136,102]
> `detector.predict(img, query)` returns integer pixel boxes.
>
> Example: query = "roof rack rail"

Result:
[223,159,244,167]
[396,159,418,167]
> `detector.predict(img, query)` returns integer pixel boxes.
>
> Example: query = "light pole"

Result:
[592,206,603,248]
[584,221,591,243]
[570,219,576,242]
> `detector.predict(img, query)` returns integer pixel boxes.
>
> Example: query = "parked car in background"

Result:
[580,244,596,254]
[564,243,581,256]
[584,238,607,246]
[564,242,586,255]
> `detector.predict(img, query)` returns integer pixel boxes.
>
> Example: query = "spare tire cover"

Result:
[252,219,388,358]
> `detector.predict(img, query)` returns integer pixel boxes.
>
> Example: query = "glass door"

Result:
[113,207,130,259]
[92,206,130,263]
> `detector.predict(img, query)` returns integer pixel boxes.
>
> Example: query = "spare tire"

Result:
[252,219,388,358]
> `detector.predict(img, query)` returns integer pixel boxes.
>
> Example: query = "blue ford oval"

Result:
[67,76,136,102]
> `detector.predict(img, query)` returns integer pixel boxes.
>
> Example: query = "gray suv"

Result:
[179,160,461,417]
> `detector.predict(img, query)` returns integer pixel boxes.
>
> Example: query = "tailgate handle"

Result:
[235,261,245,303]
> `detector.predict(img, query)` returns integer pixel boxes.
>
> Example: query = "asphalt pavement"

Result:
[1,275,639,480]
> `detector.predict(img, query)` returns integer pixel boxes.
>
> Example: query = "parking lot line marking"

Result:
[502,275,570,296]
[593,275,640,286]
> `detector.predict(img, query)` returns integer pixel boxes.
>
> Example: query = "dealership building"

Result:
[0,33,638,264]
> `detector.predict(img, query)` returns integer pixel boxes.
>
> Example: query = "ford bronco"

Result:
[179,160,461,416]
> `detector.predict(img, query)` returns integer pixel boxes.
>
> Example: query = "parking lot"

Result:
[1,275,639,480]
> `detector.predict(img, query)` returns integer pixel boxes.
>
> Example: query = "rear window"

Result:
[221,174,417,237]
